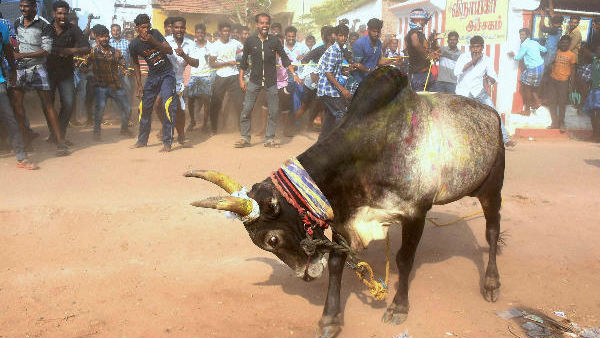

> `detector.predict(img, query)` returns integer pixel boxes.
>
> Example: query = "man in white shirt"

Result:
[284,26,309,115]
[186,23,213,132]
[165,17,199,147]
[454,35,515,147]
[207,22,244,134]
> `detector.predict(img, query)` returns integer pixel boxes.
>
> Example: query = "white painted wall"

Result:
[66,0,152,31]
[337,0,382,30]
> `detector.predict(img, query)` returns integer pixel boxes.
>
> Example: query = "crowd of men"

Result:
[2,0,600,171]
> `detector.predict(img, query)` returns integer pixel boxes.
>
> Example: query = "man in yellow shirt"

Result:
[567,15,582,63]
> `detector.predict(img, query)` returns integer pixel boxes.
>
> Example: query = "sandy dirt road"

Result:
[1,122,599,338]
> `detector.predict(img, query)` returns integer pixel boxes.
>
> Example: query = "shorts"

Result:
[547,77,569,106]
[520,64,544,87]
[187,74,215,97]
[12,64,50,91]
[300,85,316,104]
[279,86,293,113]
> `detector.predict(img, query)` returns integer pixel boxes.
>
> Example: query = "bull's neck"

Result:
[296,132,358,210]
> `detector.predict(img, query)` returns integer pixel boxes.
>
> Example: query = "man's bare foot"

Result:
[159,145,171,152]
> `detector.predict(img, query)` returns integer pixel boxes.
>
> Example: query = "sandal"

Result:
[234,139,251,148]
[264,140,280,148]
[17,159,39,170]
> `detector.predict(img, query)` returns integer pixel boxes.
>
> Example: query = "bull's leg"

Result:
[382,216,425,325]
[478,190,502,302]
[316,250,347,338]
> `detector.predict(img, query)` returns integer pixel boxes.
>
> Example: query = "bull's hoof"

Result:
[483,286,500,302]
[382,305,408,325]
[316,314,342,338]
[315,324,341,338]
[483,277,501,302]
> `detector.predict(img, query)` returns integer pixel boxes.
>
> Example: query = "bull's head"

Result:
[185,170,328,281]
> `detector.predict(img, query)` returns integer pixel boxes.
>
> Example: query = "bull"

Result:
[185,67,505,337]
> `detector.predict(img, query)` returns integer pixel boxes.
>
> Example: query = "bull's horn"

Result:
[191,196,253,217]
[184,170,243,194]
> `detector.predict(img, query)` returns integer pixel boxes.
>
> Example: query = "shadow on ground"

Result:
[246,211,490,317]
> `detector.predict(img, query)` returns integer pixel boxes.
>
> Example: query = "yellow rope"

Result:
[426,210,484,227]
[423,59,434,91]
[354,233,390,300]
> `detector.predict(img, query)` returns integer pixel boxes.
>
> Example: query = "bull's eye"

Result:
[267,235,279,248]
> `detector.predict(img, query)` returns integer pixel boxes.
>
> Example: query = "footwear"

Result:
[64,139,74,147]
[234,139,251,148]
[56,144,70,156]
[17,159,39,170]
[130,142,146,149]
[159,144,171,152]
[264,139,281,148]
[17,158,40,170]
[102,120,112,126]
[504,140,517,148]
[93,132,102,142]
[120,129,133,137]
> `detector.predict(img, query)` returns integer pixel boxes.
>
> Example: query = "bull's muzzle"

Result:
[185,170,259,222]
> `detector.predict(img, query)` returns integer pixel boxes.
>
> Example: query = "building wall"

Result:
[337,0,383,33]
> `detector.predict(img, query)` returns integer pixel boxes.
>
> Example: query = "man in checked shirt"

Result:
[79,24,132,141]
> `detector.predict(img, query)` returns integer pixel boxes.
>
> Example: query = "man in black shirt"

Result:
[129,14,176,152]
[235,12,300,148]
[46,0,89,143]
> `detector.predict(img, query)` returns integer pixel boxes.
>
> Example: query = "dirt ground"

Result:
[1,118,600,338]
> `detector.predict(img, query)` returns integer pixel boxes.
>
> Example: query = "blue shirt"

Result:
[351,35,382,82]
[317,42,344,98]
[0,22,10,83]
[109,37,130,66]
[514,38,547,69]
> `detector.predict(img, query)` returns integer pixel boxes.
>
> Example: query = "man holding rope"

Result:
[404,8,437,92]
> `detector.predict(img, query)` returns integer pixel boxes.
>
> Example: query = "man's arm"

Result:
[130,51,143,98]
[3,41,17,85]
[276,39,301,84]
[238,40,250,91]
[116,50,130,76]
[55,28,90,56]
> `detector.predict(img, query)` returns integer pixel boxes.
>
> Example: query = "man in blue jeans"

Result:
[79,24,131,140]
[129,14,176,152]
[317,24,351,140]
[236,13,300,148]
[0,19,37,169]
[45,1,89,144]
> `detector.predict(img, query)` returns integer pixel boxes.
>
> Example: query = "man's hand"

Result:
[13,52,23,60]
[293,74,302,85]
[471,51,482,64]
[228,60,237,66]
[507,51,515,58]
[341,88,352,100]
[136,86,143,99]
[175,47,185,57]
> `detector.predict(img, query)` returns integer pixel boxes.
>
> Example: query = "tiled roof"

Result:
[152,0,247,15]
